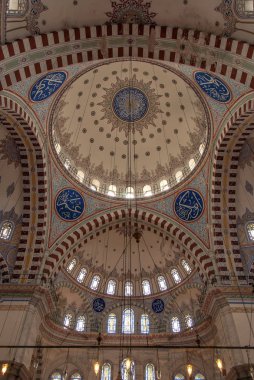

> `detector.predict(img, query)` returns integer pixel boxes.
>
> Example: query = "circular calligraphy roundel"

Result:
[174,189,204,223]
[55,188,85,221]
[194,71,231,103]
[29,71,67,102]
[93,298,105,313]
[152,299,164,313]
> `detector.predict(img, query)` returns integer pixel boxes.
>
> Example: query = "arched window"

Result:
[174,374,185,380]
[63,313,73,328]
[160,179,169,191]
[50,372,62,380]
[91,179,100,191]
[122,308,134,334]
[6,0,28,16]
[107,313,117,334]
[77,170,85,182]
[126,186,135,199]
[172,317,181,333]
[235,0,254,18]
[90,275,100,290]
[189,158,196,170]
[246,222,254,241]
[64,158,71,170]
[67,259,77,273]
[199,143,205,155]
[108,184,116,197]
[171,269,181,284]
[107,280,116,295]
[121,358,135,380]
[175,171,183,183]
[55,143,61,154]
[101,363,111,380]
[141,314,150,334]
[145,363,155,380]
[77,268,87,283]
[125,281,133,296]
[157,275,168,291]
[142,280,151,295]
[0,221,14,240]
[185,314,193,328]
[181,259,192,274]
[143,185,152,197]
[71,373,82,380]
[195,374,205,380]
[76,316,86,332]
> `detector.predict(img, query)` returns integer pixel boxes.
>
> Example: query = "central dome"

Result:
[50,59,210,199]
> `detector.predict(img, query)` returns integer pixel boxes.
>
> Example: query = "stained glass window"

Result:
[181,259,192,274]
[171,269,181,284]
[107,280,116,295]
[158,275,168,291]
[91,179,100,191]
[142,280,151,295]
[76,316,86,332]
[175,171,183,183]
[67,259,77,273]
[108,185,116,196]
[126,187,135,199]
[247,222,254,241]
[101,363,111,380]
[122,308,134,334]
[77,170,85,182]
[77,268,87,283]
[71,373,82,380]
[195,374,205,380]
[90,275,100,290]
[121,358,135,380]
[50,372,62,380]
[185,314,193,328]
[145,364,155,380]
[189,158,196,170]
[160,179,169,191]
[7,0,28,16]
[125,281,133,296]
[63,313,73,328]
[141,314,150,334]
[107,313,117,334]
[0,221,14,240]
[235,0,254,18]
[172,317,181,333]
[174,374,185,380]
[143,185,152,197]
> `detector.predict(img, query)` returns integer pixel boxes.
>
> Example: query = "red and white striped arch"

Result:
[211,97,254,281]
[0,25,254,90]
[44,208,215,281]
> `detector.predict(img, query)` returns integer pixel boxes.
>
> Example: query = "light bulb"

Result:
[216,358,223,371]
[125,357,131,371]
[1,363,8,375]
[94,361,100,376]
[187,364,193,376]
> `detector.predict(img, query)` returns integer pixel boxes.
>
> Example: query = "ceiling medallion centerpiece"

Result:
[100,74,161,136]
[106,0,157,25]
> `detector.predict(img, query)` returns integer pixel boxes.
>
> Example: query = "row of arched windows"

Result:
[67,259,192,295]
[63,314,86,331]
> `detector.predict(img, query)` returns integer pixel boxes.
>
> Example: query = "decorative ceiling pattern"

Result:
[51,59,210,198]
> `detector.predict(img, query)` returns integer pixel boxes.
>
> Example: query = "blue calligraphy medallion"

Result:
[194,71,231,103]
[113,87,149,122]
[93,298,105,313]
[152,299,164,313]
[29,71,67,102]
[55,188,85,221]
[174,189,204,223]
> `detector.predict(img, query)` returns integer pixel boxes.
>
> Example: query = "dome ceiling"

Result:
[51,59,210,198]
[65,222,193,298]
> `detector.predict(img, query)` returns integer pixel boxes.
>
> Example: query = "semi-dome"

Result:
[50,59,210,199]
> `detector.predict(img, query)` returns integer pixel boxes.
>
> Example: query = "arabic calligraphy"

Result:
[30,71,67,102]
[55,188,85,221]
[93,298,105,313]
[194,71,231,103]
[174,189,204,222]
[152,299,164,313]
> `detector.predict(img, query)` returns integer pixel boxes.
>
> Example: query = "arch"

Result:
[44,208,215,281]
[1,26,254,92]
[210,96,254,281]
[0,94,48,282]
[145,363,155,380]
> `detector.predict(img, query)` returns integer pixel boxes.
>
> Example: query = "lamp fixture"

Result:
[216,358,223,372]
[1,363,8,375]
[187,364,193,377]
[94,361,100,376]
